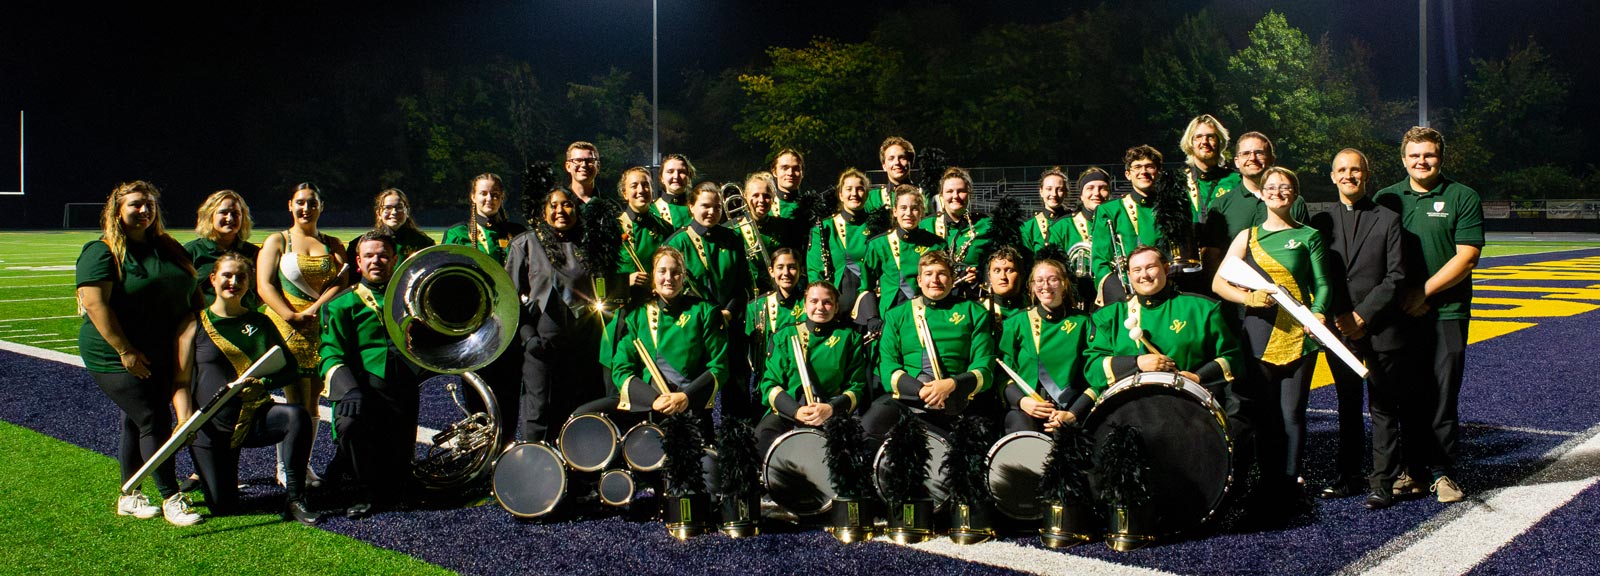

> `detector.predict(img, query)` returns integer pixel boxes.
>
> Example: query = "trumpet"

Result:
[1107,218,1132,300]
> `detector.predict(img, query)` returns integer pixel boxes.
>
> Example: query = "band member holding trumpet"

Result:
[604,246,729,428]
[920,167,994,294]
[858,185,943,325]
[863,250,997,441]
[1092,146,1168,305]
[807,168,873,309]
[999,258,1096,434]
[189,252,322,525]
[754,281,867,454]
[319,231,421,517]
[1211,166,1331,503]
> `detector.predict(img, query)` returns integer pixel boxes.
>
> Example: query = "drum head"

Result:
[622,422,665,472]
[763,428,836,516]
[559,413,620,472]
[873,431,951,508]
[1085,380,1232,536]
[598,469,635,507]
[986,431,1053,520]
[492,443,567,518]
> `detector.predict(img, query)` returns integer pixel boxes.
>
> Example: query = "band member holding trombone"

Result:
[754,281,867,455]
[190,252,321,525]
[999,257,1096,434]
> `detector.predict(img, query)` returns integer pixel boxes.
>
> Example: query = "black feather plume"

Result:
[940,415,996,506]
[716,418,761,498]
[879,409,932,505]
[1038,425,1096,506]
[795,186,836,227]
[1093,424,1152,507]
[865,204,893,236]
[662,412,707,497]
[1150,169,1195,259]
[913,147,951,196]
[578,195,624,275]
[823,416,874,499]
[1034,243,1069,267]
[981,195,1026,265]
[520,160,558,225]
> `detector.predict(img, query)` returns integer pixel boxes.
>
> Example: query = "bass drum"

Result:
[762,428,836,516]
[873,429,951,509]
[559,413,621,473]
[621,422,666,472]
[986,431,1053,520]
[492,442,568,519]
[1083,371,1232,537]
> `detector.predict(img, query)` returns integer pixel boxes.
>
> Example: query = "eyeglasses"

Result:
[1262,185,1296,193]
[567,157,598,166]
[1031,277,1063,286]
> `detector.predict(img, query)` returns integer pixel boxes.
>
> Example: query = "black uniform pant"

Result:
[192,403,313,513]
[333,380,420,503]
[518,317,606,443]
[571,397,717,444]
[1406,318,1469,478]
[1003,409,1045,435]
[861,395,960,446]
[92,367,179,499]
[468,348,523,448]
[754,413,803,457]
[1329,342,1407,490]
[1251,354,1316,481]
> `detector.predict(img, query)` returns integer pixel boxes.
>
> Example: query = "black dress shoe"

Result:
[1363,488,1394,510]
[1318,482,1361,499]
[180,475,204,493]
[287,499,325,525]
[346,501,373,520]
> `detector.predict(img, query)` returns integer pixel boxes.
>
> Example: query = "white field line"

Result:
[1351,426,1600,576]
[0,283,75,289]
[20,338,77,344]
[0,315,78,323]
[0,274,75,279]
[0,296,74,303]
[904,537,1178,576]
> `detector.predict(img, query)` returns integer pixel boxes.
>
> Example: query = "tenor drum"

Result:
[559,413,621,473]
[986,431,1053,520]
[492,442,568,518]
[598,469,636,507]
[622,422,666,472]
[762,428,836,516]
[1083,371,1232,536]
[873,429,951,508]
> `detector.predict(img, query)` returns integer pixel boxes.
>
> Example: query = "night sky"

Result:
[2,0,1595,227]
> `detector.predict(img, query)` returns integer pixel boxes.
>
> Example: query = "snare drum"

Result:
[986,431,1053,520]
[598,469,636,507]
[1083,371,1232,536]
[622,421,666,472]
[492,442,568,518]
[559,413,621,473]
[762,428,836,516]
[873,429,951,508]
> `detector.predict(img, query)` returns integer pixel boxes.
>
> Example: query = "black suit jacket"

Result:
[1310,196,1409,352]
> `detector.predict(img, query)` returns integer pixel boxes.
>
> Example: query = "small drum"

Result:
[1084,371,1232,537]
[492,442,568,518]
[598,469,636,507]
[762,428,836,516]
[986,431,1053,520]
[622,422,666,472]
[873,429,951,508]
[559,413,621,473]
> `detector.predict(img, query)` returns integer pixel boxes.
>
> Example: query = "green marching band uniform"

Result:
[185,237,261,308]
[999,305,1098,432]
[920,213,994,272]
[807,209,873,311]
[1085,285,1243,395]
[865,183,932,215]
[754,318,868,452]
[863,296,997,439]
[651,196,693,231]
[390,226,436,264]
[1017,207,1082,258]
[618,206,674,280]
[440,218,527,265]
[1185,163,1243,224]
[609,296,730,415]
[860,228,943,319]
[1204,187,1311,253]
[978,292,1029,335]
[1091,191,1165,300]
[728,216,783,294]
[319,281,425,502]
[1240,224,1331,365]
[744,288,806,384]
[664,222,754,313]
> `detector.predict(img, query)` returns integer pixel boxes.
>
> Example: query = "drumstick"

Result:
[791,335,817,405]
[995,359,1048,404]
[1124,316,1163,356]
[632,338,673,395]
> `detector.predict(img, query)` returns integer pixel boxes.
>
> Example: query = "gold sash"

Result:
[201,311,268,449]
[1249,227,1306,366]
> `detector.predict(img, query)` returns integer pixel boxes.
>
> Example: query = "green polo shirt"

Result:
[184,237,261,309]
[76,239,199,373]
[1375,178,1485,320]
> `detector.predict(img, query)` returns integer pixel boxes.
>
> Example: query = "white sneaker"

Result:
[163,493,204,527]
[116,491,160,519]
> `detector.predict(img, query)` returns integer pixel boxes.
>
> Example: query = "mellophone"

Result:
[490,370,1233,538]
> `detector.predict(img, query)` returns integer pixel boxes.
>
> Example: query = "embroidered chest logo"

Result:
[824,334,841,348]
[914,245,929,255]
[1169,319,1187,334]
[675,314,691,328]
[1284,239,1301,250]
[1060,319,1077,334]
[791,303,803,316]
[949,311,965,325]
[1428,200,1449,218]
[241,323,258,337]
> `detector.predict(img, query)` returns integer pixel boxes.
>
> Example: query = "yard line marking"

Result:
[1351,426,1600,576]
[0,315,78,322]
[0,274,75,279]
[20,338,77,344]
[1306,408,1579,437]
[898,537,1177,576]
[0,296,74,303]
[0,283,75,289]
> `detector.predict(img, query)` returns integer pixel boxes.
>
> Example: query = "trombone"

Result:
[721,183,771,271]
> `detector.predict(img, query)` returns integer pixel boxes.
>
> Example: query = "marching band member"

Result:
[564,141,603,205]
[743,248,806,397]
[806,168,873,312]
[188,252,321,525]
[1212,167,1330,502]
[863,250,997,441]
[186,189,259,309]
[771,148,805,219]
[866,136,917,214]
[505,187,609,443]
[1180,114,1243,225]
[372,188,435,264]
[256,182,344,487]
[920,167,994,291]
[1018,167,1076,257]
[602,246,728,433]
[618,167,676,299]
[730,171,786,293]
[978,246,1029,331]
[1092,146,1168,306]
[755,281,867,455]
[654,154,696,229]
[858,185,943,325]
[78,180,202,525]
[663,183,752,320]
[1072,168,1112,308]
[999,258,1095,434]
[442,173,527,441]
[1203,132,1310,271]
[319,231,421,517]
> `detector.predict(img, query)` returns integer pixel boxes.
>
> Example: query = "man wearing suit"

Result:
[1309,149,1409,509]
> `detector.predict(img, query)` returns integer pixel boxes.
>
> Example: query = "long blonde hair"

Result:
[100,180,193,280]
[194,189,254,243]
[468,173,507,244]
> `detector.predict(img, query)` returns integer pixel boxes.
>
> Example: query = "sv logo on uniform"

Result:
[1169,319,1187,334]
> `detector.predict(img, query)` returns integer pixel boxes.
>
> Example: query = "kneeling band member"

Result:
[754,281,867,455]
[863,250,996,441]
[190,252,322,525]
[999,258,1097,434]
[320,231,423,517]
